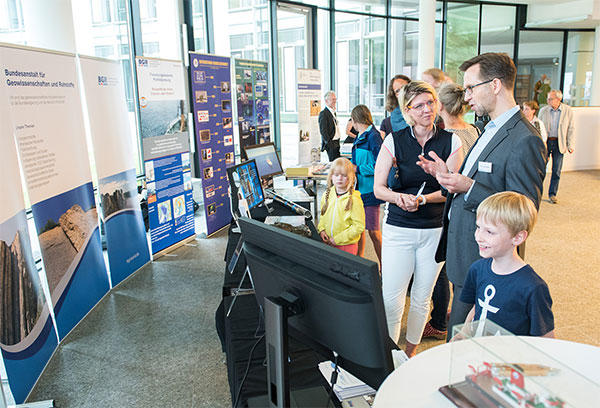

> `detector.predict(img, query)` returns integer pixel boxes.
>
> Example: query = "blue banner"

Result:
[143,133,195,254]
[234,58,271,148]
[189,53,236,236]
[99,169,151,286]
[31,183,110,339]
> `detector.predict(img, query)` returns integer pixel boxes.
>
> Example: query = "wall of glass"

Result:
[564,32,594,107]
[444,2,478,84]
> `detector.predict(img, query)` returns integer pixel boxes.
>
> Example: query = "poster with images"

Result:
[142,133,195,254]
[136,56,195,254]
[79,56,150,286]
[0,81,58,404]
[297,69,322,163]
[0,45,110,345]
[189,53,236,236]
[234,58,270,148]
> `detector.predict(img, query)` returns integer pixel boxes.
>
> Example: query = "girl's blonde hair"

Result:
[321,158,356,216]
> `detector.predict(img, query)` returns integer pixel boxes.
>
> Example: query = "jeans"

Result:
[547,139,564,197]
[381,224,443,345]
[429,264,450,331]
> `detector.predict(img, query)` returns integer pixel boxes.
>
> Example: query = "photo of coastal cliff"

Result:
[99,169,139,219]
[0,213,45,346]
[33,184,100,294]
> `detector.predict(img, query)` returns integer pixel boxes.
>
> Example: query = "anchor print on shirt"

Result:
[475,284,500,337]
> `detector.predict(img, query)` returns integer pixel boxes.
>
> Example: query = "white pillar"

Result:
[590,26,600,106]
[417,0,436,79]
[21,0,76,53]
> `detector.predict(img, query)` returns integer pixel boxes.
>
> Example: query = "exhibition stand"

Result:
[374,336,600,407]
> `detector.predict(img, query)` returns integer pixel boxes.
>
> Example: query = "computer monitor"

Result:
[226,159,265,214]
[243,142,284,179]
[237,217,394,406]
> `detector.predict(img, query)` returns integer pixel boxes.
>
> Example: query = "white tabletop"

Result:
[374,337,600,407]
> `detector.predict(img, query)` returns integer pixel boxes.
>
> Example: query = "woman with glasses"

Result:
[522,100,547,142]
[373,81,463,357]
[379,74,411,138]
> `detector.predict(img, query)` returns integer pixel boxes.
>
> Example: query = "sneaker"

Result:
[549,195,558,204]
[422,322,447,340]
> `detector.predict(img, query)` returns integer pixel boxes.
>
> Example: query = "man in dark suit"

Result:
[319,90,341,161]
[417,53,547,340]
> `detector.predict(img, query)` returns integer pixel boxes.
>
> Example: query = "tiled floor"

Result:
[25,170,600,406]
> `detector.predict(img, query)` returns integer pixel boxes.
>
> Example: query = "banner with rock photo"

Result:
[79,56,151,286]
[189,52,235,236]
[0,44,110,342]
[135,56,195,255]
[0,79,58,404]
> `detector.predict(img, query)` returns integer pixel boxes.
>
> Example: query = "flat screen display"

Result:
[243,142,283,179]
[226,159,265,211]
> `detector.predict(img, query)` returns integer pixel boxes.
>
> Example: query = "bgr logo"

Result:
[98,76,108,86]
[138,58,148,66]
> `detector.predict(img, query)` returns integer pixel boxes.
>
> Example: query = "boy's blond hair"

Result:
[477,191,537,236]
[321,158,356,215]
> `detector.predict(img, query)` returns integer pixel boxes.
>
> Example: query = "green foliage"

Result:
[40,219,58,234]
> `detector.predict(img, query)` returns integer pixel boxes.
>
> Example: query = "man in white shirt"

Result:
[319,90,341,161]
[538,90,575,204]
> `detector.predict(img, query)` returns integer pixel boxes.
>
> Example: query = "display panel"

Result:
[243,142,284,179]
[226,159,265,212]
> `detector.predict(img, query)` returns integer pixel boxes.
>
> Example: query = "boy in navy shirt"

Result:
[460,191,555,337]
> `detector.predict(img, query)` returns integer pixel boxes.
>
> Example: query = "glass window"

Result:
[335,11,386,125]
[391,0,419,18]
[336,0,386,16]
[0,0,24,44]
[516,31,563,107]
[444,2,479,84]
[139,0,181,60]
[563,32,594,107]
[480,5,515,58]
[191,0,206,52]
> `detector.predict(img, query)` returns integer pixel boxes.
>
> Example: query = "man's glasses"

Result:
[407,99,436,112]
[463,78,496,96]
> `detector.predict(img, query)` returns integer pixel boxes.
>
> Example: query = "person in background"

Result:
[319,90,341,161]
[380,75,411,138]
[345,118,359,144]
[421,82,480,341]
[374,81,463,357]
[522,100,547,142]
[538,90,574,204]
[317,158,365,255]
[350,105,384,266]
[461,191,554,338]
[422,68,450,90]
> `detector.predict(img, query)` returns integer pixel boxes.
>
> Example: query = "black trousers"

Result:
[429,264,450,331]
[325,139,341,162]
[446,284,473,342]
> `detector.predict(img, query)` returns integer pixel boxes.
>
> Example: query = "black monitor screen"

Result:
[243,142,283,179]
[237,217,394,390]
[226,159,265,211]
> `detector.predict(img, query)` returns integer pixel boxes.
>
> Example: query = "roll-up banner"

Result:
[234,59,270,148]
[189,53,235,236]
[135,57,195,255]
[297,69,322,164]
[0,44,110,341]
[79,56,151,286]
[0,80,58,404]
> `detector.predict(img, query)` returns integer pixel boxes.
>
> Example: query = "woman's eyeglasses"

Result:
[407,100,436,112]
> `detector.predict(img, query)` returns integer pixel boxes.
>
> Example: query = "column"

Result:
[21,0,76,52]
[590,26,600,106]
[417,0,436,79]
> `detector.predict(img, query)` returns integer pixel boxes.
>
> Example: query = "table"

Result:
[285,173,327,218]
[374,337,600,407]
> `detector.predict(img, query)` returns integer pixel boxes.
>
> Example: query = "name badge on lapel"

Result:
[478,161,492,173]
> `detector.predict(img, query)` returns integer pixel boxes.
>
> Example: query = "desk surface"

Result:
[374,337,600,407]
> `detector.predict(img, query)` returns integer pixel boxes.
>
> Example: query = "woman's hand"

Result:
[320,231,331,245]
[395,193,419,212]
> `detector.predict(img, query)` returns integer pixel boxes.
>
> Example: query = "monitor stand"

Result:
[246,294,339,408]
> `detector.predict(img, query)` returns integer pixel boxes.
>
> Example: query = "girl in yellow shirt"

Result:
[317,158,365,255]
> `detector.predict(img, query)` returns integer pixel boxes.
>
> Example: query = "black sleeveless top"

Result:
[386,126,453,229]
